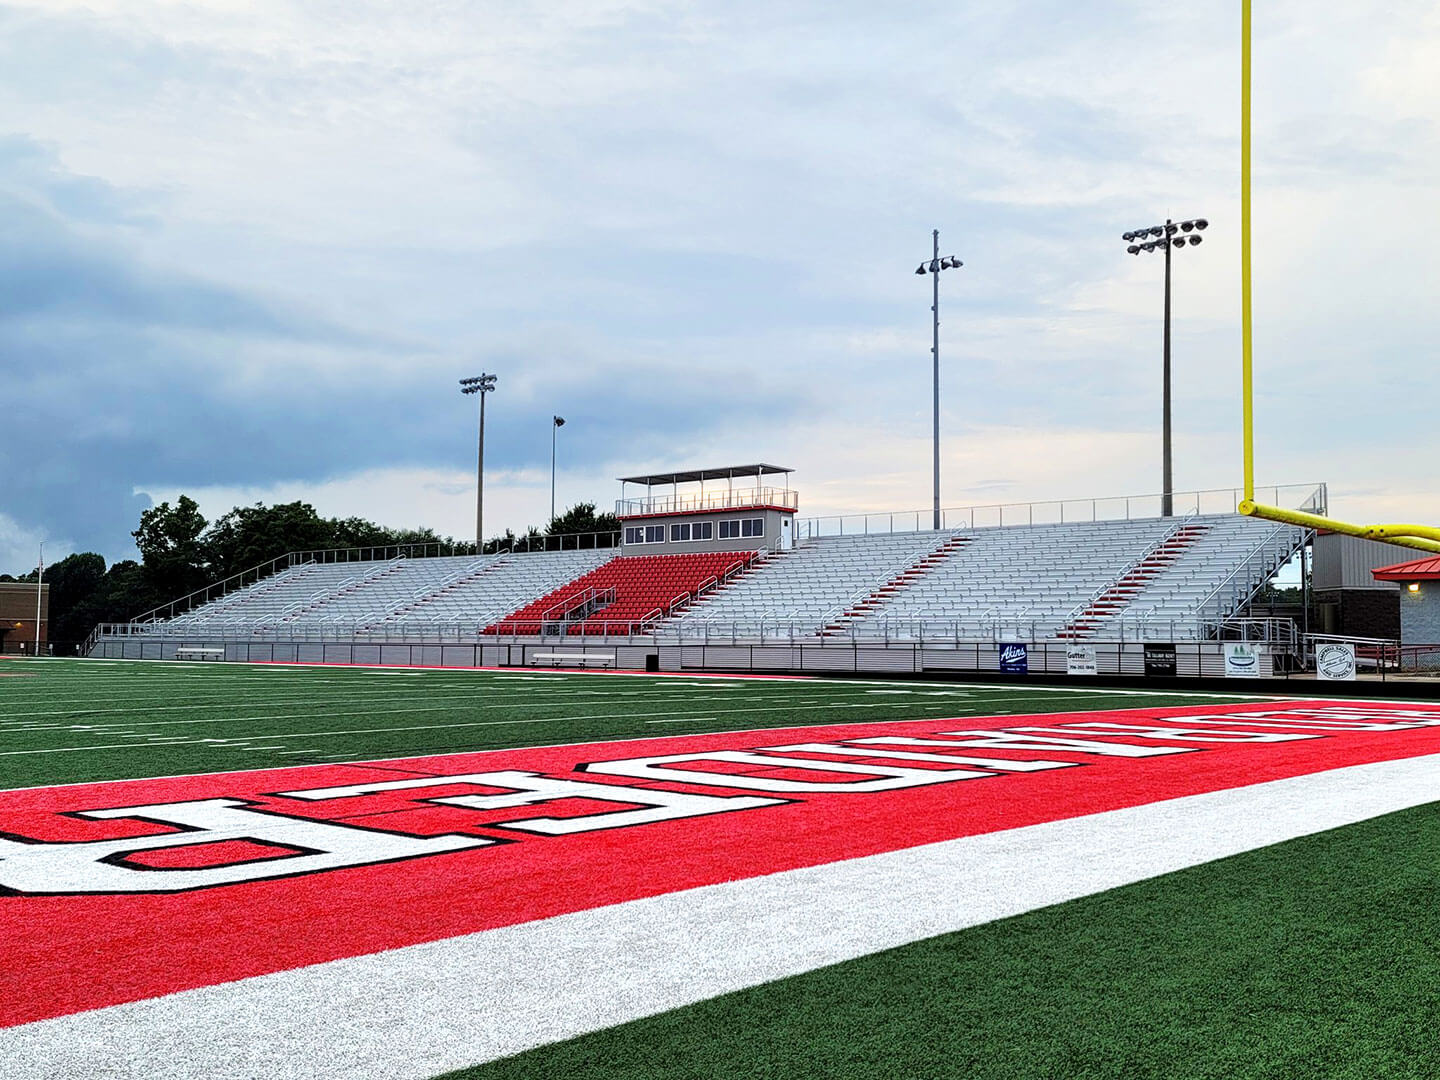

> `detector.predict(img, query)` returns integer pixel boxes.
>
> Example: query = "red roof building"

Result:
[1371,556,1440,582]
[1373,555,1440,645]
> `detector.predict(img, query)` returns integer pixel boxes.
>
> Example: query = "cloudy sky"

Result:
[1,0,1437,573]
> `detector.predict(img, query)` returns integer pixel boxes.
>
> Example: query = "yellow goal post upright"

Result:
[1236,0,1440,554]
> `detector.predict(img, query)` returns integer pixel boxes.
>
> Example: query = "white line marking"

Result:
[0,699,1328,792]
[4,754,1436,1079]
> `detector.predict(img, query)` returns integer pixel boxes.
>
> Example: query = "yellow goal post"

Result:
[1237,0,1440,554]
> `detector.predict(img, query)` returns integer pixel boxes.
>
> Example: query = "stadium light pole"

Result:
[1122,217,1208,517]
[459,374,498,552]
[550,415,566,526]
[914,230,963,530]
[34,540,45,657]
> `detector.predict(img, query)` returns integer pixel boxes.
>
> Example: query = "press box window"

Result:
[692,521,714,541]
[741,518,764,538]
[644,525,665,543]
[624,527,644,545]
[670,523,691,542]
[719,519,740,539]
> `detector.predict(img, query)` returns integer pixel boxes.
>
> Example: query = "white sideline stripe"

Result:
[4,754,1439,1080]
[0,698,1293,794]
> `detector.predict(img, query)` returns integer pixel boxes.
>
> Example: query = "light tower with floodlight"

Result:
[1121,217,1208,517]
[914,230,963,530]
[459,373,498,551]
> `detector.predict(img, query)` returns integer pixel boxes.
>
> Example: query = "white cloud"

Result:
[0,514,69,577]
[3,0,1439,565]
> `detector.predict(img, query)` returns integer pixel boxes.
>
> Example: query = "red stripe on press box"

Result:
[3,700,1440,1027]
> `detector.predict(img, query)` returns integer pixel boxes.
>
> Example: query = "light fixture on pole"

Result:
[551,415,566,526]
[913,230,963,530]
[459,374,498,552]
[1122,217,1208,517]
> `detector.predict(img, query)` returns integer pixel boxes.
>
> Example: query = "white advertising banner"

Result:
[1315,642,1358,681]
[1066,644,1097,676]
[1223,643,1262,678]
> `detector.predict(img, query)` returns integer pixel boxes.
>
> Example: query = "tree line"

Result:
[3,498,619,652]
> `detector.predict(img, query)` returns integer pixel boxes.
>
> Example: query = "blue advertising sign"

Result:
[999,642,1028,675]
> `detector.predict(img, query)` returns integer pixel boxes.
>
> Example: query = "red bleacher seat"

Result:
[482,552,755,635]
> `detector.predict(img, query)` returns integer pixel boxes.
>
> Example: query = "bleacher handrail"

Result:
[124,533,620,626]
[1194,520,1309,624]
[1057,511,1200,631]
[86,609,1307,649]
[616,488,799,518]
[800,483,1326,539]
[817,533,956,626]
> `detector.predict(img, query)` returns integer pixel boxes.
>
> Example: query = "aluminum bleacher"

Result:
[152,549,612,638]
[666,531,947,638]
[658,513,1305,641]
[133,511,1305,645]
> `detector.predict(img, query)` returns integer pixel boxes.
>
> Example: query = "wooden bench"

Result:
[530,652,616,668]
[174,647,225,662]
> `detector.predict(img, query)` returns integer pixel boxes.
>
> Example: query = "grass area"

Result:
[0,657,1271,789]
[447,801,1440,1080]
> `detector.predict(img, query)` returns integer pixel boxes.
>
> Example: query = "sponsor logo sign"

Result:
[1316,642,1358,681]
[1223,642,1262,678]
[5,702,1440,1029]
[999,643,1028,674]
[1144,643,1178,677]
[1066,644,1097,676]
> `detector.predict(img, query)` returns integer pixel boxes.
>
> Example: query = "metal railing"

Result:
[815,535,952,629]
[1193,521,1310,626]
[1301,633,1403,673]
[125,531,621,625]
[617,487,799,518]
[84,613,1303,652]
[1057,511,1201,634]
[800,483,1327,538]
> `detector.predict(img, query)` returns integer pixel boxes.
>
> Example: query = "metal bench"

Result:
[174,647,225,662]
[530,652,616,668]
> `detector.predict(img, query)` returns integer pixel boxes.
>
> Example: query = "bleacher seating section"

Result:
[159,549,611,636]
[485,552,756,635]
[140,513,1305,643]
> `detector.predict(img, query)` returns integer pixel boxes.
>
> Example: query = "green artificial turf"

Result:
[444,801,1440,1080]
[0,657,1262,789]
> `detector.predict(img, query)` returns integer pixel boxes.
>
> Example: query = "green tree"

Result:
[42,552,108,647]
[133,496,209,598]
[545,502,620,539]
[204,501,337,580]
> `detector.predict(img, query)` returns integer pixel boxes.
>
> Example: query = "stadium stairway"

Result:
[822,534,974,636]
[484,551,761,636]
[1107,515,1308,634]
[1054,520,1210,640]
[271,558,409,625]
[163,561,323,627]
[361,556,502,628]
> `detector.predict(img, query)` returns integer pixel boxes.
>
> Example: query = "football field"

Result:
[3,657,1438,1079]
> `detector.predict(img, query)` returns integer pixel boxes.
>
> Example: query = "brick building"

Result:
[1372,556,1440,645]
[0,582,49,655]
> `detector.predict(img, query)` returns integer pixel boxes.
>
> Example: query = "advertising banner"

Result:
[1224,642,1262,678]
[1315,641,1358,681]
[999,643,1028,675]
[1066,644,1097,676]
[1143,643,1177,677]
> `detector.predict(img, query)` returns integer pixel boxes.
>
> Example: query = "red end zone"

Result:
[4,699,1440,1028]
